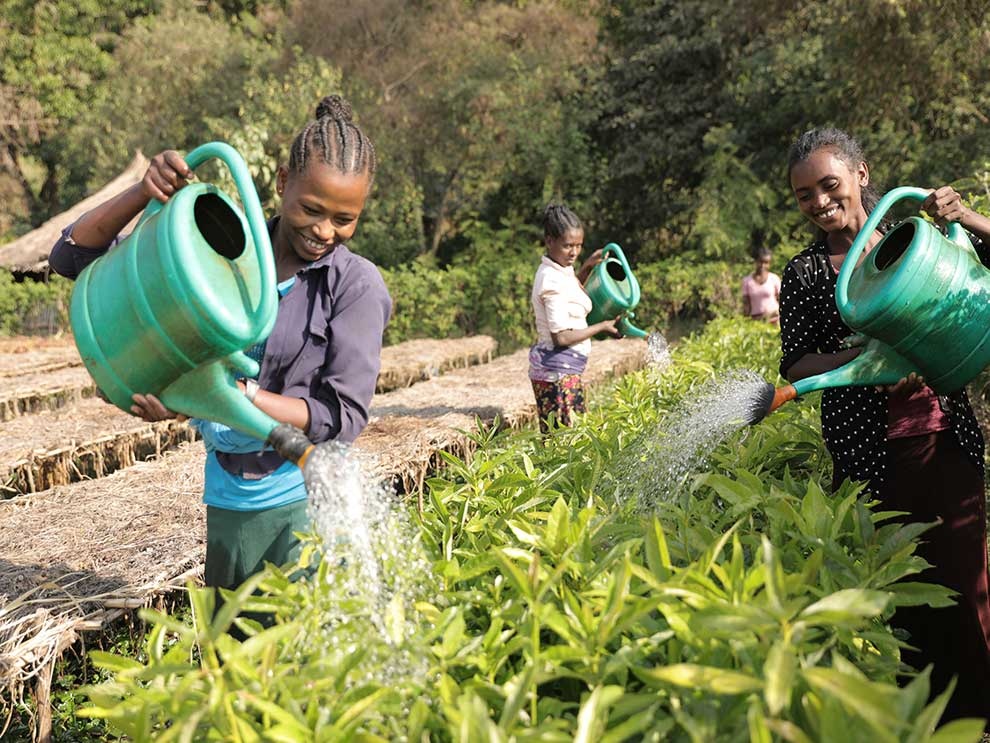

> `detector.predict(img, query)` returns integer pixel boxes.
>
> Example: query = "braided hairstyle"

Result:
[787,127,889,236]
[287,95,377,185]
[542,203,583,241]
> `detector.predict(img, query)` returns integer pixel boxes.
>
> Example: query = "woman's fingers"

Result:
[144,151,194,203]
[130,393,177,421]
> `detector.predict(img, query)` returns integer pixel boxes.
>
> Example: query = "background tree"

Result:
[0,0,159,233]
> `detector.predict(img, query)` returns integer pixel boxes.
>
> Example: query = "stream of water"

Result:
[621,334,772,509]
[300,443,434,684]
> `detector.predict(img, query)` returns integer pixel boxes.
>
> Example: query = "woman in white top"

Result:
[529,204,621,432]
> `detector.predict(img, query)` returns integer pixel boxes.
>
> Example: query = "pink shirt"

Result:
[742,273,781,318]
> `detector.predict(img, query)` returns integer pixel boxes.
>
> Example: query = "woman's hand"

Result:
[922,186,970,230]
[577,249,605,282]
[596,315,624,339]
[875,371,925,398]
[130,393,187,422]
[142,150,195,204]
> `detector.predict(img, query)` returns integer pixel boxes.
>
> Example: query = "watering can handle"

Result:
[602,242,632,275]
[183,142,276,320]
[835,186,974,312]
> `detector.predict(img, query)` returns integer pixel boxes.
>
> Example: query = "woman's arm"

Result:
[552,317,622,347]
[783,348,862,383]
[68,151,194,248]
[576,249,604,284]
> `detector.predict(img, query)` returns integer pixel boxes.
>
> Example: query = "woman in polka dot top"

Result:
[780,127,990,724]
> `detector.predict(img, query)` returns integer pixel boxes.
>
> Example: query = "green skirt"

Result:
[204,500,310,590]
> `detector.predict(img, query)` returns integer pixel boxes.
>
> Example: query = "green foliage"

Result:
[61,3,276,204]
[594,0,990,258]
[0,0,159,223]
[0,269,71,334]
[377,251,746,350]
[77,319,984,739]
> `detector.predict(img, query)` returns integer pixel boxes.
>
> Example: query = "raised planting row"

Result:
[376,335,498,393]
[0,335,503,496]
[0,334,499,422]
[76,319,985,742]
[0,397,197,496]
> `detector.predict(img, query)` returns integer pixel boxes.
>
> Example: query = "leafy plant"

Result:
[77,319,986,740]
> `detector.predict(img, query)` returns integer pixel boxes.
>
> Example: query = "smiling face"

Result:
[275,160,371,264]
[790,148,870,236]
[545,228,584,268]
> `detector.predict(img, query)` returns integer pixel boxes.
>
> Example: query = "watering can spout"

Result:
[158,356,316,467]
[619,313,648,339]
[744,382,798,426]
[748,337,918,424]
[267,424,318,469]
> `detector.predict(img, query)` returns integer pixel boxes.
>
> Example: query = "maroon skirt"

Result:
[837,430,990,722]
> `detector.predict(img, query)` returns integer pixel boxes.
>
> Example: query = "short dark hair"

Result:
[287,95,377,184]
[542,203,582,240]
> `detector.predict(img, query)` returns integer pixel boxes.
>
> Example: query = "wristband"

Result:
[242,378,260,403]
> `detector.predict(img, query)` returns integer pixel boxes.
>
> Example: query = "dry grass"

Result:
[376,335,497,392]
[0,398,197,497]
[0,443,205,707]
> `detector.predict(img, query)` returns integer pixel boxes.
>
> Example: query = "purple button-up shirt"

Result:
[50,217,392,478]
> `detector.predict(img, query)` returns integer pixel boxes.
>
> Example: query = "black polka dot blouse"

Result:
[779,237,987,491]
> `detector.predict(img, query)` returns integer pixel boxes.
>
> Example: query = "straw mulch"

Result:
[1,398,197,497]
[0,335,498,421]
[360,338,647,492]
[0,367,96,422]
[376,335,497,392]
[0,337,80,378]
[0,442,205,725]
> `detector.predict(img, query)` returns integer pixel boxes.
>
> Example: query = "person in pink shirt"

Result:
[741,247,781,324]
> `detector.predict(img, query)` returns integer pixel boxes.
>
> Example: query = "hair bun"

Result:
[315,95,353,122]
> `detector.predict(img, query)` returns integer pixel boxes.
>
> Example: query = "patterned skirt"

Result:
[531,374,586,433]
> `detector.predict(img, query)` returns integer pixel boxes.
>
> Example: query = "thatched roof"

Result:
[0,152,149,273]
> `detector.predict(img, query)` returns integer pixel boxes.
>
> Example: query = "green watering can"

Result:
[584,242,649,338]
[71,141,315,463]
[754,186,990,420]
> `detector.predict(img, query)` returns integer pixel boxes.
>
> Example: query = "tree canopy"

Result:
[2,0,988,268]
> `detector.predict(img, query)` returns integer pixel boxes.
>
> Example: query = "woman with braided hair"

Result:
[49,95,392,591]
[528,203,622,433]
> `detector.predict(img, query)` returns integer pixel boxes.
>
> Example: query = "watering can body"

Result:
[584,242,648,338]
[789,186,990,399]
[70,142,283,441]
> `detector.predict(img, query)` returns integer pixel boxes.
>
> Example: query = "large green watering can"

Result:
[753,186,990,421]
[584,242,649,338]
[71,141,313,462]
